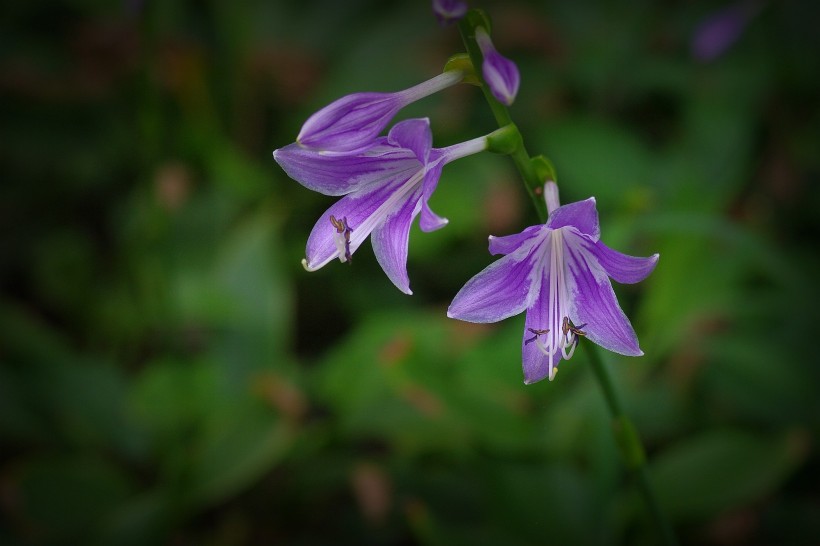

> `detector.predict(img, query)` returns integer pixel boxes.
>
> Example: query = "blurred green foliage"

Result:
[1,0,819,544]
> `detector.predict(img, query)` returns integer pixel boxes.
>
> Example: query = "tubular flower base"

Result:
[296,71,463,153]
[274,118,488,295]
[447,182,659,384]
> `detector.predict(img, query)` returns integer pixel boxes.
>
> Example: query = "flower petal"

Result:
[419,200,448,232]
[447,244,542,323]
[563,230,642,356]
[296,92,401,153]
[388,118,432,165]
[304,178,404,271]
[522,278,563,384]
[488,225,544,256]
[371,186,423,294]
[418,161,448,232]
[273,142,418,196]
[546,197,600,241]
[591,242,659,284]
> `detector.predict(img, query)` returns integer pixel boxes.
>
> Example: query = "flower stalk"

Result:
[459,8,677,543]
[586,344,677,545]
[457,11,547,221]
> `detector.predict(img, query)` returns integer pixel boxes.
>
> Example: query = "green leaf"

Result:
[317,310,543,454]
[15,454,134,541]
[0,303,140,454]
[129,357,214,441]
[186,404,293,508]
[651,429,805,520]
[487,462,597,545]
[537,117,651,205]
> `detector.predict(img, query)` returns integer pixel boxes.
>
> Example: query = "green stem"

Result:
[458,14,677,545]
[458,9,676,544]
[586,344,677,546]
[457,11,547,222]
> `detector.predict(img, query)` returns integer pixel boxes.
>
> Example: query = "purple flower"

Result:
[691,0,764,62]
[432,0,468,26]
[297,71,463,154]
[475,27,520,106]
[274,118,488,294]
[447,182,659,384]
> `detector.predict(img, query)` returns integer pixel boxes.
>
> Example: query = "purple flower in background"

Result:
[448,182,658,384]
[432,0,468,26]
[274,118,488,294]
[297,71,463,153]
[475,27,520,106]
[691,0,764,61]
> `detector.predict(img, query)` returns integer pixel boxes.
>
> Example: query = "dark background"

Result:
[2,0,819,544]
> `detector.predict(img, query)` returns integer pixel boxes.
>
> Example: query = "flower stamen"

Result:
[560,316,586,360]
[330,215,352,264]
[562,316,587,344]
[525,328,550,345]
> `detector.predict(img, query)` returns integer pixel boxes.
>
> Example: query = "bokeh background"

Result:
[2,0,819,544]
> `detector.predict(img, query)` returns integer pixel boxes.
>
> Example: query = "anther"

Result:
[525,328,549,345]
[561,316,587,344]
[329,215,353,263]
[560,316,586,360]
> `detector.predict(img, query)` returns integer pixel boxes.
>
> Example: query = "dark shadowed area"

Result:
[1,0,819,544]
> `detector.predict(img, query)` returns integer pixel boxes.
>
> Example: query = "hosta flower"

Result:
[297,71,463,153]
[475,27,520,106]
[432,0,468,26]
[448,182,658,384]
[691,0,763,61]
[274,118,488,294]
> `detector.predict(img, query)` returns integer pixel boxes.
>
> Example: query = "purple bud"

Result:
[691,0,763,62]
[297,92,398,153]
[297,71,463,154]
[475,27,520,106]
[432,0,468,26]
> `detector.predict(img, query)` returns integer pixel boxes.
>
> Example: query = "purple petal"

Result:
[447,243,542,323]
[522,279,563,384]
[418,161,448,232]
[304,177,405,270]
[419,201,448,232]
[591,241,659,285]
[546,197,600,241]
[563,230,642,356]
[432,0,467,26]
[488,225,544,256]
[388,118,432,165]
[297,92,403,153]
[371,186,423,294]
[273,142,418,196]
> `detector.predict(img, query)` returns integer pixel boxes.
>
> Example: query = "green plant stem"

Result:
[457,12,547,222]
[586,344,677,546]
[459,9,676,544]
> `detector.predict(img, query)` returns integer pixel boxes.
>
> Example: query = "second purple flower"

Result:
[448,182,658,383]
